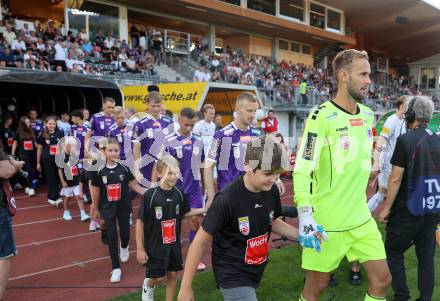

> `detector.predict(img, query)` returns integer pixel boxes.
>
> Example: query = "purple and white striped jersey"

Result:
[207,122,262,190]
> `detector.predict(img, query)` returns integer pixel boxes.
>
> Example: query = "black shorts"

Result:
[79,168,87,184]
[146,249,183,278]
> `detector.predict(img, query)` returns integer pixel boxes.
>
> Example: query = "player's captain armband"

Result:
[302,133,318,161]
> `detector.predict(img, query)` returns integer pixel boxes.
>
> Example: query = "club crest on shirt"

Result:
[119,174,125,182]
[238,216,250,236]
[193,146,200,155]
[102,176,107,184]
[340,134,350,150]
[155,206,163,219]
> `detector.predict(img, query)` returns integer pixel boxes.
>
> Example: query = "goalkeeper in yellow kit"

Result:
[293,49,391,301]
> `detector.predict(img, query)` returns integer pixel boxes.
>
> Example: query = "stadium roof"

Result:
[122,0,356,46]
[121,0,440,62]
[319,0,440,61]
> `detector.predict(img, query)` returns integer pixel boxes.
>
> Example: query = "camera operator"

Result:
[0,147,25,300]
[379,96,440,301]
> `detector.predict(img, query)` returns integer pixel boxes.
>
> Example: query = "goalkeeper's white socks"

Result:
[367,191,385,211]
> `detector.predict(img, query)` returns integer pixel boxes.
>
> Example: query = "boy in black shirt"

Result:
[58,137,90,222]
[136,155,206,301]
[178,136,298,301]
[90,138,146,283]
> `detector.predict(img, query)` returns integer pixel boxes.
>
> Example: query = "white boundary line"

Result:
[13,206,140,228]
[8,250,136,281]
[16,232,99,248]
[15,193,47,200]
[13,215,81,227]
[17,200,78,211]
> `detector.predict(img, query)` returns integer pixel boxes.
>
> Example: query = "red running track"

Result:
[4,181,297,301]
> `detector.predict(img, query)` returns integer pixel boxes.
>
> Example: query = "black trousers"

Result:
[19,152,36,188]
[42,158,60,200]
[104,210,130,269]
[385,214,438,301]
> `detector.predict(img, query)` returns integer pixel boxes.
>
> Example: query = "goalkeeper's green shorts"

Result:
[302,218,386,272]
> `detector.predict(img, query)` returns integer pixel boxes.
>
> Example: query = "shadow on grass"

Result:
[110,224,440,301]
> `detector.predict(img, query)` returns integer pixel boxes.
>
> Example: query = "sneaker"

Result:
[89,220,97,231]
[48,199,56,206]
[101,229,109,245]
[110,268,121,283]
[96,221,101,229]
[28,188,36,196]
[63,210,72,221]
[350,271,362,285]
[14,183,23,190]
[25,187,30,194]
[142,278,155,301]
[55,198,63,208]
[80,212,90,222]
[328,273,337,287]
[120,245,129,263]
[197,262,206,271]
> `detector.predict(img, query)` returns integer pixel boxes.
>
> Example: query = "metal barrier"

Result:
[164,50,196,81]
[163,29,191,54]
[0,67,168,86]
[259,85,402,113]
[259,86,326,109]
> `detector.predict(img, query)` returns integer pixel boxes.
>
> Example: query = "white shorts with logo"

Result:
[378,164,392,188]
[60,185,80,197]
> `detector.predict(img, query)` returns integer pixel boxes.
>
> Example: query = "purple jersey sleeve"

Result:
[207,130,223,163]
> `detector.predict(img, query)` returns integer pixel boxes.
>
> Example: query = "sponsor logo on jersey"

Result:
[161,219,176,244]
[349,118,364,126]
[49,145,57,155]
[106,184,121,202]
[238,216,250,236]
[155,206,163,219]
[336,126,348,132]
[303,132,317,161]
[245,233,269,265]
[326,112,337,120]
[71,165,79,176]
[23,140,33,151]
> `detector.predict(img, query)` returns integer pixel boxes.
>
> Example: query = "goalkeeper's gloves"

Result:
[298,206,328,252]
